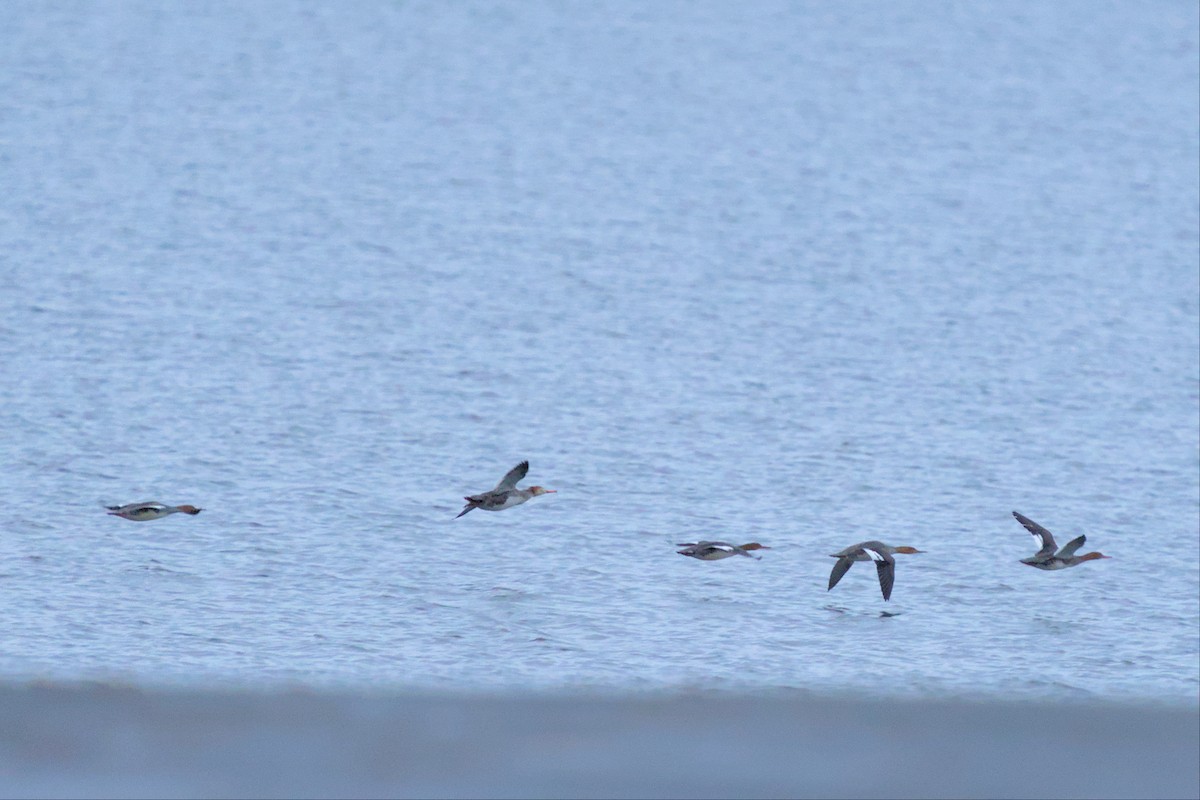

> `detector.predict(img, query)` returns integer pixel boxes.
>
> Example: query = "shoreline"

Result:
[1,681,1196,799]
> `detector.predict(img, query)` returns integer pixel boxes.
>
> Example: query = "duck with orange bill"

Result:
[1012,511,1111,570]
[455,461,556,518]
[676,541,771,560]
[827,541,922,601]
[106,502,202,521]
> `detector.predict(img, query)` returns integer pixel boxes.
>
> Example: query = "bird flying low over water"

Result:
[455,461,555,518]
[676,541,771,560]
[1012,511,1110,570]
[827,541,922,601]
[106,502,202,521]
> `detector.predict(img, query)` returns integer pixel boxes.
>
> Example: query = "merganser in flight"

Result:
[676,541,770,560]
[1012,511,1111,570]
[106,502,203,521]
[455,461,555,518]
[827,541,922,601]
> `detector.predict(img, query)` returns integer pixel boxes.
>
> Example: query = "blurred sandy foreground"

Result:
[0,681,1195,799]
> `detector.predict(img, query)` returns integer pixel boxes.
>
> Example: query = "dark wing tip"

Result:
[876,561,895,601]
[495,461,531,490]
[828,558,853,591]
[1011,511,1054,542]
[1012,511,1037,531]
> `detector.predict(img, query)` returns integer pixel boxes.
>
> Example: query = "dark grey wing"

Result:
[474,490,511,510]
[1057,534,1087,557]
[862,546,896,601]
[493,461,530,492]
[1013,511,1057,557]
[874,559,895,601]
[828,557,854,590]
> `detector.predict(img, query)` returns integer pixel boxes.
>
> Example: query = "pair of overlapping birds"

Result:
[105,460,1108,602]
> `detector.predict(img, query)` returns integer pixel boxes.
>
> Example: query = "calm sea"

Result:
[1,0,1197,704]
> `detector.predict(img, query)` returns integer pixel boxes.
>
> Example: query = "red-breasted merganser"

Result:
[827,541,922,601]
[676,541,770,560]
[106,502,202,521]
[1012,511,1111,570]
[455,461,555,518]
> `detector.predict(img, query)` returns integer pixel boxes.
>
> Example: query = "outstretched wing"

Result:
[1012,511,1057,557]
[863,546,896,601]
[874,559,895,601]
[828,557,854,590]
[1057,534,1087,558]
[493,461,530,492]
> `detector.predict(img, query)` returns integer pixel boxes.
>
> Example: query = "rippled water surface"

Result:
[1,0,1197,704]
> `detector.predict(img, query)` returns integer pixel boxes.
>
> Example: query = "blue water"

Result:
[0,0,1196,703]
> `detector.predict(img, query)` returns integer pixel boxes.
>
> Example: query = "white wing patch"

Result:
[865,548,886,561]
